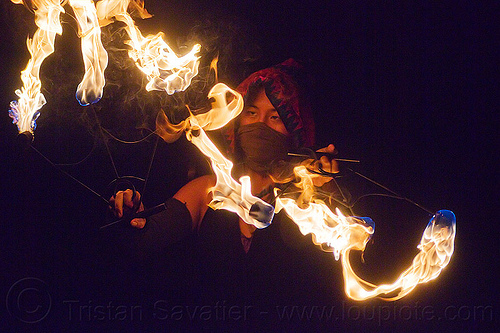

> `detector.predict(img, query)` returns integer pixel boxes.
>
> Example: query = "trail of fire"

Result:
[69,0,108,106]
[96,0,200,94]
[154,81,456,300]
[275,166,456,301]
[10,0,456,301]
[9,0,65,134]
[9,0,200,137]
[156,83,275,229]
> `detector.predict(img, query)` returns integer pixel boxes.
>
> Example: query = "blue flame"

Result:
[31,110,40,131]
[357,216,375,230]
[249,201,275,228]
[428,210,456,229]
[8,101,40,132]
[351,216,375,239]
[76,91,102,107]
[8,100,20,125]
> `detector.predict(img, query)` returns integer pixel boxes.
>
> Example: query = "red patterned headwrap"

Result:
[225,59,316,154]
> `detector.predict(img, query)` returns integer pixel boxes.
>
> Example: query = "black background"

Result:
[0,0,497,331]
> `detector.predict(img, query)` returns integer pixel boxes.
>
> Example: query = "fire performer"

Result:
[110,59,343,305]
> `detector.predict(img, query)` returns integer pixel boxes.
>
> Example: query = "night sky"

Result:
[0,1,497,331]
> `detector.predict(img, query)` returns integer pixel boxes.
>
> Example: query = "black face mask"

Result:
[236,122,290,173]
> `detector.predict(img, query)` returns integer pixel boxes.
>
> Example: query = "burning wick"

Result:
[248,201,275,225]
[17,131,34,145]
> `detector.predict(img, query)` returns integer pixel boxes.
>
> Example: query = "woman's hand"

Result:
[302,144,340,187]
[109,189,146,229]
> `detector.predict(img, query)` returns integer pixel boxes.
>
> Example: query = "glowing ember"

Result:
[156,83,274,228]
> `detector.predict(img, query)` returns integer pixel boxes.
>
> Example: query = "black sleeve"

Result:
[136,198,193,258]
[101,197,193,264]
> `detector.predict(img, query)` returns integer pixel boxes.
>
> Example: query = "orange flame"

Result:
[210,55,219,82]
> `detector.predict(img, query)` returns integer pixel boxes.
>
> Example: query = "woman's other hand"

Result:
[109,189,146,228]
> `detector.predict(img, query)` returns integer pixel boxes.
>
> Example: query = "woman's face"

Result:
[240,88,289,136]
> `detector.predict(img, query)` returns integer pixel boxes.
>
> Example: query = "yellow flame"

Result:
[96,0,201,94]
[275,166,373,260]
[9,0,65,134]
[69,0,108,105]
[156,83,274,229]
[275,165,456,301]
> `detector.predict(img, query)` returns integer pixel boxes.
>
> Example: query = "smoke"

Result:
[183,17,263,87]
[95,15,264,141]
